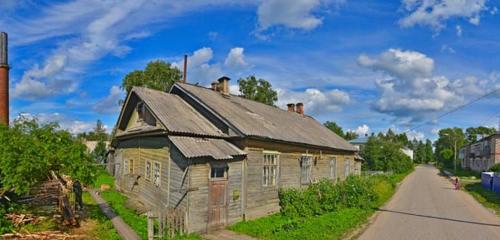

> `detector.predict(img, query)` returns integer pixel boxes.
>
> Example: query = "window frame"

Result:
[209,162,228,181]
[300,154,313,185]
[330,157,337,180]
[129,159,134,174]
[123,159,129,175]
[262,151,280,187]
[153,161,161,187]
[344,157,351,177]
[145,160,152,181]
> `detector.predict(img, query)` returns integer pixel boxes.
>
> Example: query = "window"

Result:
[153,162,161,187]
[300,155,312,184]
[145,161,152,181]
[210,166,226,179]
[137,102,145,119]
[263,153,279,187]
[344,158,351,177]
[129,159,134,174]
[330,157,337,180]
[123,159,129,175]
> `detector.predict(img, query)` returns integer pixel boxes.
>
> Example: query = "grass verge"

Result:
[229,171,412,240]
[464,183,500,216]
[93,170,200,240]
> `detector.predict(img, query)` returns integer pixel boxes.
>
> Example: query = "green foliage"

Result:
[465,126,496,143]
[121,60,182,93]
[361,136,414,173]
[92,138,107,164]
[77,119,110,141]
[238,75,278,106]
[323,121,358,141]
[434,128,466,168]
[489,163,500,173]
[0,118,97,194]
[231,172,411,240]
[0,204,14,234]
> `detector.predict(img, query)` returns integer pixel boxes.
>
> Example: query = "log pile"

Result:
[2,231,84,239]
[4,213,47,227]
[19,180,61,205]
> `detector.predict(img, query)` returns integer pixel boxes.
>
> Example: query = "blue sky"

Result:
[1,0,499,140]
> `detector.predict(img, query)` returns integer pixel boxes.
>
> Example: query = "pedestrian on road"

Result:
[454,177,460,190]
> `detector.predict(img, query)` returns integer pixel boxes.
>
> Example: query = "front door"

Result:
[208,165,228,229]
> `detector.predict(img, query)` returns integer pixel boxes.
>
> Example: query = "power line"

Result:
[406,87,500,132]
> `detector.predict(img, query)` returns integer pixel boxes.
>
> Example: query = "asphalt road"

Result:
[359,165,500,240]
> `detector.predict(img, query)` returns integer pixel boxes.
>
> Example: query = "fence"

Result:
[481,172,500,195]
[147,207,187,239]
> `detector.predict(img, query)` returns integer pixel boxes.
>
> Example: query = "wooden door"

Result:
[208,166,228,229]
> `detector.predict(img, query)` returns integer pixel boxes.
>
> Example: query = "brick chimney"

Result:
[217,76,230,95]
[287,103,295,112]
[296,102,304,116]
[0,32,8,125]
[211,81,219,91]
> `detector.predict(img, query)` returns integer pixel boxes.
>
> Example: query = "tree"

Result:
[121,60,182,93]
[434,128,466,168]
[424,139,434,163]
[344,131,359,141]
[92,139,107,164]
[0,117,97,194]
[77,120,109,141]
[324,121,344,138]
[361,135,413,173]
[465,126,496,143]
[238,75,278,106]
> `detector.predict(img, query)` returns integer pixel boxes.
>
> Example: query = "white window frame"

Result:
[153,161,161,187]
[145,160,152,181]
[300,155,313,185]
[330,157,337,180]
[263,151,280,187]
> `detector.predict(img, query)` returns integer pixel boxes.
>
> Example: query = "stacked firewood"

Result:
[4,213,47,227]
[18,180,61,205]
[2,231,84,239]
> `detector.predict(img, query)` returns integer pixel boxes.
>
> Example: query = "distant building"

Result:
[349,137,414,161]
[83,140,110,153]
[459,133,500,172]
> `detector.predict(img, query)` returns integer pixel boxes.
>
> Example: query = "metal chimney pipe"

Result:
[0,32,9,125]
[183,54,188,83]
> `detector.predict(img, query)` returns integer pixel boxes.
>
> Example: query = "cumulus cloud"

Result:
[6,0,248,100]
[93,86,124,114]
[352,124,370,136]
[277,88,350,115]
[358,48,493,122]
[399,0,490,31]
[225,47,248,68]
[173,47,222,84]
[257,0,344,32]
[16,112,96,134]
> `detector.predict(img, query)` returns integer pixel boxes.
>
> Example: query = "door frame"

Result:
[207,162,229,230]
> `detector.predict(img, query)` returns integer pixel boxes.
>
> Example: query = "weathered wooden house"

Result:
[112,77,361,233]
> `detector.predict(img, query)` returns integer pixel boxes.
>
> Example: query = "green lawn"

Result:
[464,183,500,216]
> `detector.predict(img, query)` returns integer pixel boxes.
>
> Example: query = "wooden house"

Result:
[112,77,361,233]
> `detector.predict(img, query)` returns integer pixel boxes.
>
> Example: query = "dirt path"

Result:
[88,189,141,240]
[359,165,500,240]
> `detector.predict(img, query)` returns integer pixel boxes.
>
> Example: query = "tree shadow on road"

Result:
[375,208,500,227]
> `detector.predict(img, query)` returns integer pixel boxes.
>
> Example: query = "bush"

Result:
[489,163,500,173]
[279,175,391,219]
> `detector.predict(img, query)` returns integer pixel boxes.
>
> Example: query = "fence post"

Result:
[147,211,154,240]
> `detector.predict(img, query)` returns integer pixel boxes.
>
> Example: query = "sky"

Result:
[1,0,499,141]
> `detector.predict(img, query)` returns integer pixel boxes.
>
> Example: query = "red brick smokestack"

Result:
[0,32,8,125]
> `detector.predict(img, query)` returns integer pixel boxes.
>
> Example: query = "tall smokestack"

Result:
[0,32,9,125]
[183,54,188,83]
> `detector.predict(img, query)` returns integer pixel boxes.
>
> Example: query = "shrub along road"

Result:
[359,165,500,240]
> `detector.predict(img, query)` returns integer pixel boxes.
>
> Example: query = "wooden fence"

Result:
[147,207,187,239]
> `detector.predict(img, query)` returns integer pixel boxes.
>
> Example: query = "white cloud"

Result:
[225,47,248,68]
[173,47,223,84]
[456,25,463,36]
[15,112,96,134]
[407,130,425,141]
[352,124,370,136]
[358,48,493,122]
[257,0,340,31]
[399,0,490,31]
[277,88,350,115]
[6,0,249,100]
[93,86,124,114]
[440,44,456,53]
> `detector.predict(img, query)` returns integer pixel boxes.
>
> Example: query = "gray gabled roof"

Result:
[174,82,357,152]
[132,87,225,137]
[169,136,246,160]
